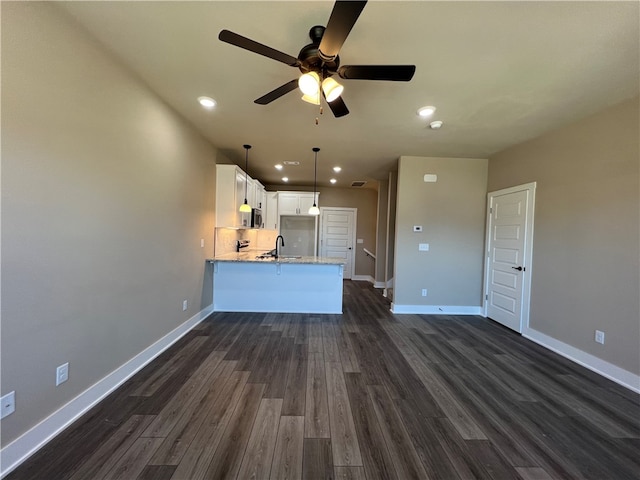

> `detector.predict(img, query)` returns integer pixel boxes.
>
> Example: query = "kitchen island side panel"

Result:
[213,261,343,313]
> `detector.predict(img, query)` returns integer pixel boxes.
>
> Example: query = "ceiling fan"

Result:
[218,0,416,118]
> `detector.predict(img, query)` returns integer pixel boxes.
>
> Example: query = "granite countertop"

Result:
[209,251,345,265]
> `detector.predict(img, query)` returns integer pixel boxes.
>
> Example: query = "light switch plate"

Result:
[413,226,423,232]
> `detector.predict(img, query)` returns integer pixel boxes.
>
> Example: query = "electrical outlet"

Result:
[1,391,15,419]
[421,289,428,297]
[419,243,429,251]
[183,300,188,311]
[595,330,605,344]
[56,363,69,386]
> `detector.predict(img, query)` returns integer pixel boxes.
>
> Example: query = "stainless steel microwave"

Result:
[251,208,262,228]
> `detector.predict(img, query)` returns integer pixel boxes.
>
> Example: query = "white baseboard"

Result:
[374,281,385,289]
[523,327,640,394]
[0,304,214,478]
[352,274,375,284]
[390,304,483,315]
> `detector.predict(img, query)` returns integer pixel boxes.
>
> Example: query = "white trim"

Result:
[0,305,214,478]
[375,277,394,289]
[353,274,375,284]
[483,182,536,332]
[390,304,483,315]
[523,327,640,394]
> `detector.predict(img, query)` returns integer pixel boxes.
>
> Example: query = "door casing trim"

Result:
[483,182,536,332]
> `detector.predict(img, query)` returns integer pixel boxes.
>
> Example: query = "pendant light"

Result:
[308,147,320,215]
[239,144,252,213]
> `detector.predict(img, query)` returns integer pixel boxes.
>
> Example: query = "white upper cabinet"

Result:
[216,164,252,228]
[265,192,279,230]
[278,192,317,216]
[216,164,269,228]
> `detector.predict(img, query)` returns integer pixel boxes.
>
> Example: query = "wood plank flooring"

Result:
[6,281,640,480]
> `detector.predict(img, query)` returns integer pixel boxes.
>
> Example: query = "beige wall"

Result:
[266,185,378,278]
[394,157,488,308]
[1,3,217,445]
[488,97,640,375]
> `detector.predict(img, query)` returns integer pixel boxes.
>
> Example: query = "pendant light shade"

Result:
[298,72,320,96]
[239,144,252,213]
[321,77,344,103]
[309,147,320,216]
[301,93,321,105]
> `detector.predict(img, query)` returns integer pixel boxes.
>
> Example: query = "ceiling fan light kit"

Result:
[218,0,415,118]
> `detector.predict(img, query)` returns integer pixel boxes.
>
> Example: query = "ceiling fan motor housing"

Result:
[298,26,339,77]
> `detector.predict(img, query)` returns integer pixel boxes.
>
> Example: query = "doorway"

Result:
[484,183,536,333]
[319,207,357,280]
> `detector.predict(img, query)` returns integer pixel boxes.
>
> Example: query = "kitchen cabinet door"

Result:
[278,193,300,215]
[277,192,319,216]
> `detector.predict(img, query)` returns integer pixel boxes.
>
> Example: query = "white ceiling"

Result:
[58,1,639,188]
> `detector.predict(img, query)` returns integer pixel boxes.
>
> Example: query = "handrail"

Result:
[363,248,376,259]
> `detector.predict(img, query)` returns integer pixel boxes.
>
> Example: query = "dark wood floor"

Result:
[7,281,640,480]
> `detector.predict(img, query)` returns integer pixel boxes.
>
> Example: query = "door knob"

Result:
[512,266,524,271]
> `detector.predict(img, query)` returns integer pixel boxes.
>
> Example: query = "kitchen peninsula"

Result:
[209,253,345,313]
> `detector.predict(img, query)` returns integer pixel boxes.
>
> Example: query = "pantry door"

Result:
[320,208,356,280]
[484,183,536,333]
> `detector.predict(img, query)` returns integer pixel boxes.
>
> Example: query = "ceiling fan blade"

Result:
[219,30,300,67]
[325,95,349,118]
[338,65,416,81]
[318,0,367,60]
[255,79,299,105]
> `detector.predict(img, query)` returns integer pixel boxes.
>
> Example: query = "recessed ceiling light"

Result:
[197,96,216,109]
[282,177,289,182]
[417,106,436,117]
[429,120,443,129]
[283,161,300,166]
[275,164,283,170]
[330,178,337,184]
[333,166,342,173]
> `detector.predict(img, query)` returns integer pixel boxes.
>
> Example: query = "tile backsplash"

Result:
[214,227,278,256]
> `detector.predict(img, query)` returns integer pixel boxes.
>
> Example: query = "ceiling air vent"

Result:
[351,181,367,188]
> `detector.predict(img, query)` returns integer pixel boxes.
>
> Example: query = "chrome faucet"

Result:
[275,235,285,259]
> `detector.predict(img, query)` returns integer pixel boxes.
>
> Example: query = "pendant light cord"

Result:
[243,144,251,203]
[312,147,320,206]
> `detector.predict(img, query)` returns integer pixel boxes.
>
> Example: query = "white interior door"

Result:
[485,183,536,332]
[320,208,356,280]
